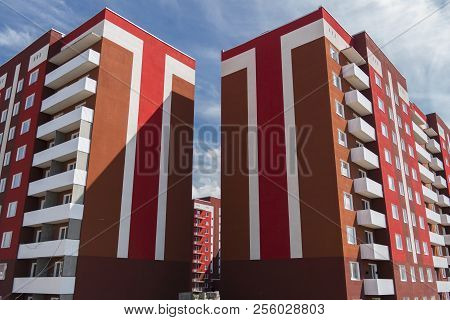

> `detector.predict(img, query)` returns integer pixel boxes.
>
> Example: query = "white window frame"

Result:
[343,192,354,211]
[12,102,20,116]
[338,129,347,147]
[11,173,22,189]
[332,72,342,90]
[20,119,31,134]
[340,160,350,178]
[395,233,403,250]
[3,151,11,166]
[16,145,26,161]
[0,178,6,193]
[7,126,15,141]
[1,231,12,248]
[16,79,23,92]
[28,69,39,85]
[0,263,7,280]
[25,93,35,109]
[346,226,357,245]
[349,262,360,280]
[399,265,407,282]
[335,100,345,118]
[391,204,399,220]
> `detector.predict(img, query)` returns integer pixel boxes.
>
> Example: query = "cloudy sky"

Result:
[0,0,449,199]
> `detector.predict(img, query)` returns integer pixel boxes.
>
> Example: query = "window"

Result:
[12,102,19,116]
[67,162,76,171]
[1,231,12,248]
[395,234,403,250]
[385,85,391,97]
[388,107,394,120]
[20,119,31,134]
[392,132,397,145]
[347,226,357,245]
[343,192,353,210]
[399,265,407,281]
[58,226,68,240]
[35,230,42,243]
[407,187,413,200]
[415,192,421,205]
[404,163,409,176]
[391,204,399,220]
[418,267,424,282]
[395,156,401,170]
[338,130,347,147]
[406,237,412,252]
[8,126,15,141]
[332,72,342,90]
[374,74,382,87]
[426,268,433,282]
[53,261,63,277]
[6,201,17,218]
[384,149,392,164]
[340,160,350,178]
[398,182,404,196]
[377,97,385,112]
[16,145,26,161]
[362,199,370,210]
[411,213,416,227]
[402,103,408,114]
[412,168,418,181]
[335,100,345,118]
[330,45,339,62]
[25,93,35,109]
[3,151,11,166]
[388,175,395,191]
[0,110,7,123]
[350,262,360,280]
[0,178,5,193]
[11,173,22,189]
[415,239,421,254]
[0,263,6,280]
[408,145,414,157]
[71,132,79,139]
[39,199,45,209]
[29,69,39,85]
[63,194,72,204]
[423,242,429,256]
[5,87,11,100]
[394,94,399,105]
[402,209,408,224]
[30,263,37,277]
[405,124,411,136]
[419,216,425,229]
[381,123,389,138]
[410,267,416,282]
[17,79,23,92]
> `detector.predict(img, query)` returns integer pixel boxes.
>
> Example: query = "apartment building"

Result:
[192,197,221,293]
[0,8,195,299]
[221,7,450,299]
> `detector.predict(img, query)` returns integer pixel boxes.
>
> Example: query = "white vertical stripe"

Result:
[155,55,195,261]
[221,49,260,260]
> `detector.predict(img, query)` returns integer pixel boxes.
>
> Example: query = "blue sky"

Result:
[0,0,449,198]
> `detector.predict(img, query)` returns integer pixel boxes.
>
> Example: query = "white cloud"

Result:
[0,26,35,51]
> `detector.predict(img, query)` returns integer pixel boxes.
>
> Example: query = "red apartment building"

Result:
[0,8,195,299]
[192,197,221,293]
[221,7,450,299]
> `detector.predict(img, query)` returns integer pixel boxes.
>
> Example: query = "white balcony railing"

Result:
[425,208,441,225]
[422,185,438,204]
[354,177,383,198]
[49,32,101,65]
[426,139,441,154]
[441,214,450,226]
[41,77,97,115]
[342,63,370,90]
[412,122,428,145]
[436,280,450,293]
[36,106,94,141]
[360,243,390,261]
[444,235,450,246]
[28,169,87,197]
[415,142,432,164]
[32,137,90,168]
[344,90,373,116]
[341,47,366,66]
[433,255,449,269]
[357,209,386,229]
[418,163,435,184]
[437,194,450,208]
[45,49,100,89]
[351,146,379,170]
[23,203,84,227]
[429,231,445,247]
[430,157,444,171]
[433,175,448,189]
[363,279,395,296]
[348,117,376,142]
[13,277,75,295]
[17,239,79,259]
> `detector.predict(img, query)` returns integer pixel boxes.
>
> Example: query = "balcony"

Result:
[363,279,395,296]
[23,203,84,227]
[441,214,450,226]
[357,209,386,229]
[28,169,87,197]
[341,47,366,66]
[17,239,79,259]
[41,77,97,115]
[430,157,444,171]
[13,277,75,295]
[412,122,428,145]
[437,194,450,207]
[429,231,445,247]
[418,163,435,184]
[443,235,450,246]
[425,208,441,225]
[433,175,448,189]
[192,278,204,283]
[351,146,379,170]
[433,255,449,269]
[436,280,450,293]
[342,63,370,90]
[348,117,376,142]
[415,142,432,164]
[412,110,427,127]
[424,126,438,138]
[45,49,100,89]
[345,90,373,116]
[49,32,101,65]
[36,107,94,141]
[426,139,441,154]
[360,243,390,261]
[354,177,383,198]
[422,185,438,204]
[32,137,90,168]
